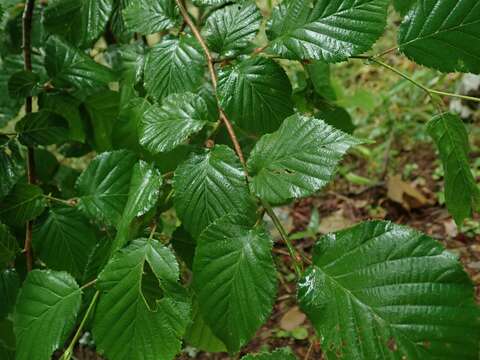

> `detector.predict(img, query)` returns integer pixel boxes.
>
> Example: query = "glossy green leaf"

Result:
[193,0,232,6]
[123,0,179,35]
[202,2,262,57]
[112,97,150,152]
[306,61,337,101]
[93,239,191,360]
[393,0,415,16]
[7,70,39,98]
[398,0,480,73]
[0,136,23,198]
[242,348,297,359]
[267,0,389,62]
[76,150,137,225]
[173,145,255,238]
[0,269,19,318]
[298,221,480,359]
[14,270,82,360]
[32,207,98,279]
[316,104,355,134]
[247,114,361,204]
[140,92,210,153]
[15,110,69,146]
[427,113,480,225]
[0,183,46,227]
[143,37,205,101]
[218,57,294,134]
[0,224,17,269]
[193,216,277,353]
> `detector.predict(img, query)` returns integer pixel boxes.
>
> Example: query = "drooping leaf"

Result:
[123,0,179,35]
[0,136,24,198]
[139,92,210,154]
[298,221,480,360]
[7,70,39,98]
[427,113,480,225]
[218,57,294,134]
[267,0,389,62]
[0,183,46,227]
[242,348,297,359]
[247,114,361,204]
[305,61,337,101]
[14,270,82,360]
[32,207,99,279]
[173,145,255,238]
[193,215,277,353]
[0,224,18,269]
[143,37,205,101]
[93,239,191,360]
[398,0,480,74]
[202,2,262,57]
[15,110,69,146]
[316,104,355,134]
[0,269,19,318]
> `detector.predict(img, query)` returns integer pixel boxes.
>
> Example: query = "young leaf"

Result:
[32,207,99,279]
[267,0,389,62]
[193,216,277,353]
[7,70,39,98]
[202,2,262,57]
[15,110,69,146]
[247,114,361,204]
[139,92,210,154]
[298,221,480,359]
[242,347,297,359]
[0,183,46,227]
[0,269,19,318]
[398,0,480,74]
[0,224,18,269]
[173,145,255,238]
[0,136,24,198]
[427,113,480,225]
[123,0,179,35]
[143,37,205,101]
[14,270,82,360]
[93,239,191,360]
[218,57,294,134]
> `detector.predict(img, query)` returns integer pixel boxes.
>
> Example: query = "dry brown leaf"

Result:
[280,306,306,331]
[387,175,429,210]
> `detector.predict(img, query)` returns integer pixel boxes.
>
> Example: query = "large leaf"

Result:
[218,57,294,134]
[267,0,389,62]
[123,0,179,35]
[193,216,277,353]
[0,136,23,198]
[0,269,19,318]
[43,0,113,48]
[173,145,255,238]
[15,110,69,146]
[247,114,361,204]
[427,113,480,225]
[76,150,137,225]
[0,224,17,269]
[140,92,210,154]
[0,183,46,227]
[298,221,480,359]
[14,270,82,360]
[32,207,99,279]
[93,239,191,360]
[242,348,297,359]
[398,0,480,74]
[202,3,262,57]
[143,37,205,101]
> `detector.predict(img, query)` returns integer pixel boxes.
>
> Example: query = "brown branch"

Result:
[22,0,36,272]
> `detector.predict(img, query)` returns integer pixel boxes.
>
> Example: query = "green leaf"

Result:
[316,104,355,134]
[193,0,232,6]
[0,224,18,269]
[173,145,255,238]
[140,92,210,154]
[247,114,361,204]
[202,2,262,57]
[45,36,115,93]
[0,269,19,318]
[0,136,24,198]
[123,0,179,35]
[143,37,205,101]
[15,110,69,146]
[218,57,294,134]
[298,221,480,360]
[0,183,46,227]
[242,348,297,359]
[93,239,191,360]
[305,61,337,101]
[44,0,113,48]
[76,150,137,225]
[427,113,480,225]
[393,0,415,16]
[112,97,150,152]
[193,216,277,353]
[32,207,99,279]
[267,0,389,62]
[14,270,82,360]
[398,0,480,74]
[171,226,196,269]
[7,70,39,98]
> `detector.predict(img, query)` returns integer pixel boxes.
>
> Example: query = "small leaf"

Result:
[0,136,24,198]
[242,347,297,359]
[298,221,480,359]
[16,110,69,146]
[173,145,255,238]
[316,104,355,134]
[139,92,210,154]
[0,269,19,318]
[218,57,294,134]
[193,216,277,353]
[14,270,82,360]
[0,224,18,269]
[305,61,336,101]
[247,114,361,204]
[123,0,179,35]
[427,113,480,224]
[8,71,39,98]
[0,183,46,227]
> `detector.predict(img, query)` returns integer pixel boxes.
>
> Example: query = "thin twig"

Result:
[80,279,97,290]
